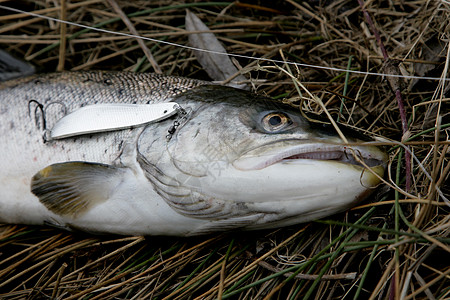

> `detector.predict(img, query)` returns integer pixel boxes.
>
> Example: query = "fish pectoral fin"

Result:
[31,162,125,218]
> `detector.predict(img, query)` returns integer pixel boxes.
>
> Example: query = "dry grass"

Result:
[0,0,449,299]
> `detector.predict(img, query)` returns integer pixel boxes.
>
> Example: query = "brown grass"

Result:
[0,0,449,299]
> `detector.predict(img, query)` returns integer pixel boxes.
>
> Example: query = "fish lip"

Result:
[233,140,388,171]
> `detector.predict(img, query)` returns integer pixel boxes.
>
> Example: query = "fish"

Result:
[0,71,387,236]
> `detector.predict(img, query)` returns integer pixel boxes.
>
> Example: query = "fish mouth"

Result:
[233,141,388,171]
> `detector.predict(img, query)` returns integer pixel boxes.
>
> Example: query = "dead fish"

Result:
[0,71,387,236]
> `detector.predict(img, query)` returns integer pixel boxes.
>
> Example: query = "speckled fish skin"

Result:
[0,71,206,233]
[0,71,387,236]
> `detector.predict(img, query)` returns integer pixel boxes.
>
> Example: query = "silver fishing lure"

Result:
[50,102,179,139]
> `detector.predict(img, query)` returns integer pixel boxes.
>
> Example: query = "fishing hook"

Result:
[28,99,46,131]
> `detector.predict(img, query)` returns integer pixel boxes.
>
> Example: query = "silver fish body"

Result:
[0,71,387,236]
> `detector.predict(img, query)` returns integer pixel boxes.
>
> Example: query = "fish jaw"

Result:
[185,139,388,229]
[197,158,385,229]
[232,140,388,171]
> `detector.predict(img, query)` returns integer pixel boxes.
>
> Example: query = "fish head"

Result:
[137,85,388,232]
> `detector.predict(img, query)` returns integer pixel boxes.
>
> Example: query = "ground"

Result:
[0,1,449,299]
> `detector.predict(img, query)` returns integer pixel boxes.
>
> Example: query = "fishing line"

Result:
[1,4,449,82]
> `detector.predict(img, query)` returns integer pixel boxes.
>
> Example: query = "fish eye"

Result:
[262,112,292,132]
